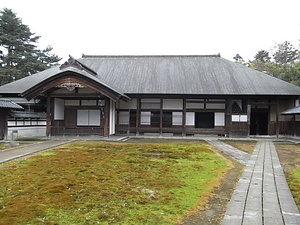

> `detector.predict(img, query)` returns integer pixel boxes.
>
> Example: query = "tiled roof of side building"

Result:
[0,99,23,109]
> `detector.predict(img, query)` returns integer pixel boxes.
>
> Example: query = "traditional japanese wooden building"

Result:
[0,54,300,137]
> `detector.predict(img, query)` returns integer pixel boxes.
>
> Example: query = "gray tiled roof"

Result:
[9,111,46,118]
[0,66,126,98]
[1,55,300,97]
[0,99,23,109]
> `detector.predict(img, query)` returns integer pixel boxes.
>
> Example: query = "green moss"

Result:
[288,169,300,208]
[0,141,229,225]
[0,143,7,150]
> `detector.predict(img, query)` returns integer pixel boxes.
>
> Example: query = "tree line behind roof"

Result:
[234,41,300,86]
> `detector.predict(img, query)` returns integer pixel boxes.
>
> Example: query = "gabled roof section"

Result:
[0,61,130,101]
[78,55,300,96]
[0,99,23,109]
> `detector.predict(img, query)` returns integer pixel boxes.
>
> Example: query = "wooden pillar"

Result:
[226,99,233,137]
[116,109,119,134]
[182,98,186,136]
[136,97,141,135]
[46,96,51,137]
[247,104,251,136]
[276,100,279,138]
[159,98,163,135]
[293,115,296,136]
[103,97,110,137]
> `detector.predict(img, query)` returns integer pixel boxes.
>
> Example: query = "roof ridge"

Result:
[81,54,221,58]
[60,55,98,76]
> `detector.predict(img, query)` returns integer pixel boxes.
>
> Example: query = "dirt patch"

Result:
[222,140,256,154]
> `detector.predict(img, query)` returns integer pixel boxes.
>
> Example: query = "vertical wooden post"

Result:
[103,97,110,137]
[247,104,251,136]
[182,98,186,136]
[160,98,163,135]
[293,115,296,136]
[226,99,233,137]
[46,96,51,137]
[136,97,140,135]
[276,100,279,138]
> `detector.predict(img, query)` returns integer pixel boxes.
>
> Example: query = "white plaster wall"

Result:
[163,99,183,110]
[65,100,80,106]
[141,112,151,125]
[186,102,204,109]
[186,112,195,126]
[81,100,97,106]
[7,126,46,140]
[172,112,182,125]
[206,103,225,109]
[215,112,225,126]
[118,99,137,109]
[54,98,64,120]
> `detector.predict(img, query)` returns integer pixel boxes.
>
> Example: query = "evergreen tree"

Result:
[273,41,298,65]
[0,8,61,85]
[254,50,271,63]
[240,41,300,86]
[233,53,245,65]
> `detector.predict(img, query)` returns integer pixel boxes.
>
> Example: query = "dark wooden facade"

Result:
[48,96,111,137]
[115,96,297,137]
[0,109,8,139]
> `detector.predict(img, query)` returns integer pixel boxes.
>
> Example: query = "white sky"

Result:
[0,0,300,62]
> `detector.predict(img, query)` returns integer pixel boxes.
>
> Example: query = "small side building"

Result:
[281,105,300,136]
[0,99,23,139]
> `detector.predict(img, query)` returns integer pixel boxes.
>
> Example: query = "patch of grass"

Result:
[222,140,257,154]
[276,143,300,209]
[0,142,23,151]
[0,143,8,151]
[0,141,229,225]
[289,169,300,207]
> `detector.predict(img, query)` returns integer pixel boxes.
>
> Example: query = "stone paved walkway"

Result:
[0,136,129,164]
[221,141,300,225]
[0,140,73,163]
[206,139,250,165]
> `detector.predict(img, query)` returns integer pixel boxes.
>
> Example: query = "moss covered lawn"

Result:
[0,141,231,225]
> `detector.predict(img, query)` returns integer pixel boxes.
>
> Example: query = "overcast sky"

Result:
[1,0,300,62]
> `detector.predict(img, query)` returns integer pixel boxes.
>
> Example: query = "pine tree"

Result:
[0,8,61,85]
